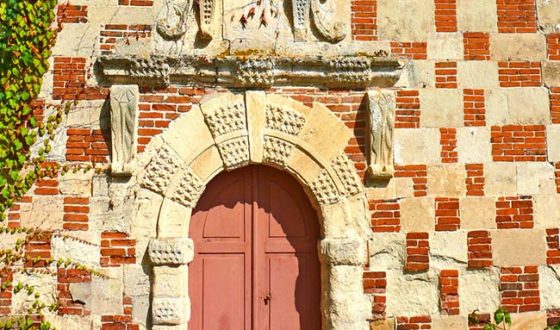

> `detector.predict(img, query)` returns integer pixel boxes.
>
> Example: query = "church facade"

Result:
[4,0,560,329]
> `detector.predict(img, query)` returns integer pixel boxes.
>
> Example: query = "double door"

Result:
[188,166,321,329]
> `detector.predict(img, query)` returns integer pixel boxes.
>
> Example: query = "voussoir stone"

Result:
[149,238,194,265]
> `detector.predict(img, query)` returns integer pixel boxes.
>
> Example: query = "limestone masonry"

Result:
[4,0,560,329]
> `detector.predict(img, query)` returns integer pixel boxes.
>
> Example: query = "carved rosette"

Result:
[235,59,275,88]
[142,145,184,195]
[310,169,340,205]
[149,238,194,265]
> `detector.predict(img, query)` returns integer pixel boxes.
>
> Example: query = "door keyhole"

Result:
[264,294,271,305]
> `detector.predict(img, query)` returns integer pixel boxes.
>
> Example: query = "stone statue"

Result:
[366,90,395,179]
[110,85,139,176]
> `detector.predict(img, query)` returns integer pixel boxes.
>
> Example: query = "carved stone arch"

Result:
[136,91,371,329]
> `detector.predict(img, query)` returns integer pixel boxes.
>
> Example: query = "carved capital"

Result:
[152,297,190,325]
[320,238,366,266]
[149,238,194,265]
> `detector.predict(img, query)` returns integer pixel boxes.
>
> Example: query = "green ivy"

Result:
[0,0,59,220]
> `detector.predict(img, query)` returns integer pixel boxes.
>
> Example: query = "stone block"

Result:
[320,238,366,266]
[12,273,56,313]
[534,194,560,228]
[431,316,468,330]
[91,267,124,315]
[419,89,464,128]
[153,266,188,298]
[394,128,440,165]
[368,233,406,271]
[543,62,560,86]
[385,270,439,316]
[459,269,500,315]
[123,264,151,327]
[152,297,190,325]
[157,199,191,238]
[537,0,560,33]
[427,164,467,197]
[460,197,497,229]
[396,60,436,89]
[540,265,560,310]
[59,170,93,196]
[427,33,464,60]
[50,315,93,330]
[490,33,547,61]
[457,61,499,89]
[484,163,517,196]
[516,162,555,195]
[149,238,194,265]
[492,229,547,266]
[456,127,492,163]
[486,88,551,125]
[548,125,560,162]
[378,0,435,41]
[400,197,435,232]
[457,0,498,32]
[510,311,547,330]
[52,24,100,57]
[52,234,101,267]
[20,195,64,230]
[65,100,107,130]
[430,231,468,267]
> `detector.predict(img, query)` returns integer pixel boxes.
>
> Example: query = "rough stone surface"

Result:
[457,61,499,89]
[484,163,517,196]
[430,231,468,267]
[543,62,560,86]
[457,0,498,32]
[394,128,440,165]
[399,197,435,232]
[385,270,439,316]
[427,164,467,197]
[460,197,497,229]
[540,265,560,310]
[459,269,500,315]
[490,34,547,61]
[419,89,464,128]
[377,0,435,41]
[91,267,124,315]
[516,162,555,195]
[547,125,560,162]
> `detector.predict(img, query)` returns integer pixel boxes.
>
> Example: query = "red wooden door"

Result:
[188,166,321,330]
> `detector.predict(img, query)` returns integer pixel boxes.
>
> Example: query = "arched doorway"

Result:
[188,165,321,329]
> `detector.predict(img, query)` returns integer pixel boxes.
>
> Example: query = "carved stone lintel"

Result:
[110,85,139,176]
[99,55,401,88]
[149,238,194,265]
[319,238,366,266]
[366,90,396,179]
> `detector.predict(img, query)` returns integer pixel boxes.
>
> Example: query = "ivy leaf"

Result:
[494,307,505,324]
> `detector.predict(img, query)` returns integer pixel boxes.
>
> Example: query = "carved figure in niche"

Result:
[110,85,139,176]
[366,90,395,179]
[293,0,349,42]
[157,0,192,40]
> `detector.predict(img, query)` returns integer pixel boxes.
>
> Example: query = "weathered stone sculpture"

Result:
[366,90,395,179]
[156,0,192,40]
[110,85,139,176]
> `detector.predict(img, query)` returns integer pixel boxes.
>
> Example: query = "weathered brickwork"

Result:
[118,0,153,5]
[435,197,460,231]
[395,90,420,129]
[463,33,490,61]
[405,232,430,272]
[396,316,431,330]
[465,164,485,196]
[439,128,458,163]
[370,199,400,232]
[66,128,110,163]
[434,0,457,33]
[548,33,560,60]
[100,24,152,55]
[491,125,547,162]
[467,230,492,269]
[435,62,457,88]
[495,196,534,229]
[497,62,541,88]
[100,232,136,267]
[57,4,88,24]
[63,196,89,231]
[390,42,427,60]
[551,87,560,124]
[395,165,427,197]
[546,228,560,265]
[53,57,107,101]
[499,266,540,313]
[439,269,459,315]
[351,0,377,41]
[496,0,537,33]
[463,89,486,127]
[363,271,386,320]
[0,271,13,315]
[57,269,92,316]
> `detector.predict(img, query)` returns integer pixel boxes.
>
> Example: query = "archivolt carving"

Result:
[331,153,363,197]
[263,136,296,167]
[149,238,194,265]
[152,297,187,325]
[265,104,306,136]
[310,169,340,205]
[142,145,184,194]
[216,136,250,170]
[168,167,204,208]
[203,102,246,137]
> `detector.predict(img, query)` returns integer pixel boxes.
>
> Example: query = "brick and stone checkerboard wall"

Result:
[4,0,560,329]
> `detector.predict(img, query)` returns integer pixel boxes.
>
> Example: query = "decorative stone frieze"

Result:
[148,238,194,265]
[99,55,401,88]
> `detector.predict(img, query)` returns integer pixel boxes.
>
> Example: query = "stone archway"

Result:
[136,91,371,330]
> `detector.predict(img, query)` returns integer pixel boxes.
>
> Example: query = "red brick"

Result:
[463,32,490,60]
[496,0,537,33]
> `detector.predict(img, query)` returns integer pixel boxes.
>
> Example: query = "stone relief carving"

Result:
[168,167,204,208]
[366,90,396,179]
[310,169,340,205]
[235,58,275,88]
[310,0,349,43]
[156,0,192,40]
[265,104,306,136]
[109,85,139,176]
[216,137,251,170]
[263,136,295,167]
[198,0,217,39]
[203,102,246,137]
[331,153,363,197]
[142,145,184,194]
[149,238,194,265]
[152,297,187,325]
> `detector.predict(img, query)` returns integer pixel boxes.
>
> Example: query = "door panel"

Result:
[189,166,321,330]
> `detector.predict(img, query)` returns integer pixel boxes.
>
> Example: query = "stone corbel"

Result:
[109,85,139,176]
[319,238,366,266]
[148,238,194,265]
[366,90,396,180]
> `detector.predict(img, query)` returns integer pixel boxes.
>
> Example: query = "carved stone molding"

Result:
[366,90,396,179]
[109,85,139,176]
[149,238,194,265]
[99,55,401,88]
